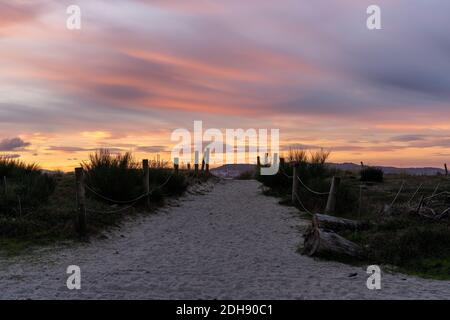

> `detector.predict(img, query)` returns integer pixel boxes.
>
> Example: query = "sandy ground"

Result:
[0,179,449,299]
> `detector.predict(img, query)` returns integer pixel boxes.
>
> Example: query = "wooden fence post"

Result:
[143,159,150,207]
[325,176,341,214]
[75,167,87,236]
[204,148,210,174]
[194,151,199,175]
[174,157,179,174]
[257,156,261,168]
[3,176,6,196]
[292,162,299,205]
[445,163,448,176]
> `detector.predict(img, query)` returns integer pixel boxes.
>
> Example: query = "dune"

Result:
[0,179,449,299]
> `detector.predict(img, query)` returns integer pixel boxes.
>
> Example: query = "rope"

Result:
[86,203,137,214]
[85,184,149,204]
[297,176,330,195]
[84,173,174,214]
[279,166,292,178]
[293,191,314,216]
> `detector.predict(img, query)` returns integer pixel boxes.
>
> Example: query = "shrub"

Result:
[82,150,189,203]
[0,157,56,216]
[82,149,143,202]
[148,168,188,197]
[236,170,255,180]
[256,148,333,217]
[364,222,450,266]
[360,166,384,182]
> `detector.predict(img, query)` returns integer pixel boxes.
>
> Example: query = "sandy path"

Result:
[0,179,449,299]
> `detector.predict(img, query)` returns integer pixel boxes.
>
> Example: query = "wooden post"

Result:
[3,176,6,196]
[194,163,199,175]
[204,148,210,174]
[257,156,261,168]
[445,163,448,176]
[142,159,150,207]
[325,176,341,215]
[75,168,87,236]
[187,163,191,171]
[194,151,199,175]
[292,162,299,205]
[174,157,179,174]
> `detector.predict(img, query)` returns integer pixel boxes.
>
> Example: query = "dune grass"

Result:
[0,150,201,254]
[258,148,450,279]
[0,157,56,218]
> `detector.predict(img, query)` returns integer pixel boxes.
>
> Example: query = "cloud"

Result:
[1,0,450,168]
[389,135,427,142]
[47,146,90,152]
[0,1,43,31]
[136,145,168,153]
[46,146,126,153]
[0,137,31,151]
[0,153,21,159]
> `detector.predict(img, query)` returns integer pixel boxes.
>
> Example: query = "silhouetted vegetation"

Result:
[257,147,450,279]
[0,157,56,216]
[81,149,189,203]
[360,166,384,182]
[0,150,202,251]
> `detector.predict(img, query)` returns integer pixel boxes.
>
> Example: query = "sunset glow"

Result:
[1,0,449,171]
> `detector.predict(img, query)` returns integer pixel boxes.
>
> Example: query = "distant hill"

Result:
[329,163,446,176]
[211,164,256,178]
[211,163,446,178]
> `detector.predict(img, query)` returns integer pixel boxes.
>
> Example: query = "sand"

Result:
[0,179,449,299]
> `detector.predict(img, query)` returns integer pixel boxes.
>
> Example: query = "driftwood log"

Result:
[303,214,365,259]
[312,213,367,232]
[303,227,364,258]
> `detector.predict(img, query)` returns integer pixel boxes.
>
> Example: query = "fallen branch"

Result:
[303,227,364,259]
[312,213,368,232]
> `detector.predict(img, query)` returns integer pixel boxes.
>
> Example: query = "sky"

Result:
[0,0,449,171]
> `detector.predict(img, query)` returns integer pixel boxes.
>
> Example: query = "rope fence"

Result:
[74,157,211,236]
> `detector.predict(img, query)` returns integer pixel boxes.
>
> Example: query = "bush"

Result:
[360,166,384,182]
[148,167,188,197]
[257,148,331,194]
[236,170,256,180]
[363,221,450,266]
[82,150,189,203]
[82,149,143,202]
[0,157,56,216]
